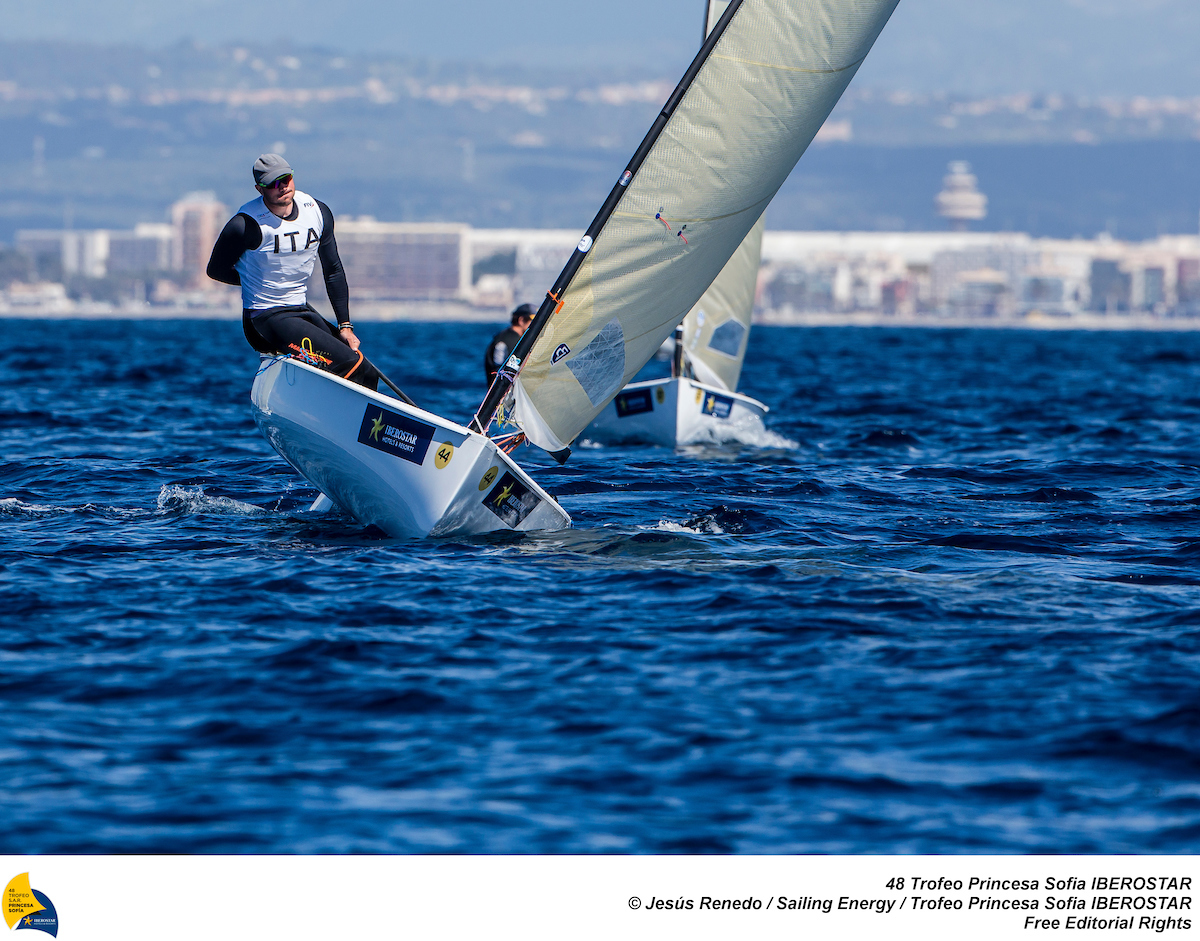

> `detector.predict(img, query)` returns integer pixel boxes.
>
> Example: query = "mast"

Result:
[671,326,686,379]
[470,0,746,449]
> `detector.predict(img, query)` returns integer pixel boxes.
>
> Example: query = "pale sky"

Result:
[0,0,1196,94]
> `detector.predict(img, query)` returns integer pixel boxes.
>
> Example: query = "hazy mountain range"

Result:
[0,0,1197,95]
[0,3,1196,245]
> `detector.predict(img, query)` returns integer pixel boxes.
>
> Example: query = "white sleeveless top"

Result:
[234,190,325,311]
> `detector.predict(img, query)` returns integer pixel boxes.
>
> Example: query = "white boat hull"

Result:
[583,376,768,447]
[251,357,571,538]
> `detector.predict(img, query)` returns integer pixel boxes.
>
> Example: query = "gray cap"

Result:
[253,153,293,186]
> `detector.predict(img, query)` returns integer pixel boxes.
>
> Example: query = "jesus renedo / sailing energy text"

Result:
[633,872,1193,927]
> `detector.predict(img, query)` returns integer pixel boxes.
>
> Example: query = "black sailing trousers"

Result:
[243,304,379,391]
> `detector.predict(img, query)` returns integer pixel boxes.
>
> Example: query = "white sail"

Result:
[679,213,764,391]
[511,0,899,454]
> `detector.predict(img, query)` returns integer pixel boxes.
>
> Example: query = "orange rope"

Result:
[500,433,526,454]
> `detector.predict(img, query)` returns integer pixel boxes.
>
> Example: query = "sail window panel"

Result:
[566,319,627,407]
[707,320,746,358]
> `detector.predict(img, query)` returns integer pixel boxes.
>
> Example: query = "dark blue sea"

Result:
[2,319,1199,854]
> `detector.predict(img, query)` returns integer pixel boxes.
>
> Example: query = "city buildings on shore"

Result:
[756,230,1200,322]
[4,190,1200,323]
[11,191,228,310]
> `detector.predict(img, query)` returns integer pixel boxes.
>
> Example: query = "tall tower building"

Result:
[935,161,987,231]
[171,192,227,287]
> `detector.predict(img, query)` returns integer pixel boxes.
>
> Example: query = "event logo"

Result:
[3,874,58,938]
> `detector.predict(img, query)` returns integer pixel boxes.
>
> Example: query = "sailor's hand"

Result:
[340,326,361,352]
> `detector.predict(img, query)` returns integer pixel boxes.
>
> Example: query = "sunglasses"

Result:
[257,174,293,191]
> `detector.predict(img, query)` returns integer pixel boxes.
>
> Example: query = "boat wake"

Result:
[579,422,798,452]
[681,421,798,450]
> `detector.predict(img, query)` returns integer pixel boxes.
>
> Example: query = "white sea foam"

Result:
[0,497,65,516]
[0,497,148,518]
[653,518,726,536]
[156,485,264,516]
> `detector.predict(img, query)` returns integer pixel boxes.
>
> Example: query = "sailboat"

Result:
[251,0,900,538]
[251,360,571,536]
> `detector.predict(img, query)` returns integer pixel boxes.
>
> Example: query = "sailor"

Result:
[484,303,534,386]
[206,153,378,390]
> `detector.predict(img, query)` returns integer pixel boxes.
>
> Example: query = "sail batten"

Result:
[486,0,900,454]
[709,51,870,73]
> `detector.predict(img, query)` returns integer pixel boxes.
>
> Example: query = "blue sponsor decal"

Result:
[483,471,541,527]
[551,343,571,364]
[358,405,434,464]
[614,388,654,418]
[16,891,58,938]
[700,392,734,420]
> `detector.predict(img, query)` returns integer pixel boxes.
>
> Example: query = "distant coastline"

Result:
[9,226,1200,326]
